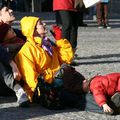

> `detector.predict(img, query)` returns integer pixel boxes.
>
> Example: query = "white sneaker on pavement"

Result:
[16,88,30,107]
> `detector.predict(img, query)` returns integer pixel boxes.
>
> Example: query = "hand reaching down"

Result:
[102,103,114,115]
[9,60,21,81]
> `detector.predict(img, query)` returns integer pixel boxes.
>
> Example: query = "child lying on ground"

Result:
[63,72,120,115]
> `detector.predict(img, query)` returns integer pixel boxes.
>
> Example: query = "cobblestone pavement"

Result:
[0,19,120,120]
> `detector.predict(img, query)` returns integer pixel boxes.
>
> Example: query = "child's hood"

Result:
[20,16,42,45]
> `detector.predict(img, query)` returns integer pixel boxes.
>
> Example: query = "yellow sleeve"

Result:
[55,39,74,64]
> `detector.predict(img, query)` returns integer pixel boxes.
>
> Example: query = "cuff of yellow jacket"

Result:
[56,39,72,48]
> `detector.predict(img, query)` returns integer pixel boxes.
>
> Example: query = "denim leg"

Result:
[0,62,15,96]
[83,93,103,113]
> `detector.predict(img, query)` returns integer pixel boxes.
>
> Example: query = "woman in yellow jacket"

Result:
[15,16,73,102]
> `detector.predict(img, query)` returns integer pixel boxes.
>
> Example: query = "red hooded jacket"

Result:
[90,73,120,107]
[53,0,76,11]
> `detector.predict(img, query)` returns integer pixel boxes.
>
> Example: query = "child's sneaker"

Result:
[16,88,30,107]
[111,92,120,108]
[104,24,111,29]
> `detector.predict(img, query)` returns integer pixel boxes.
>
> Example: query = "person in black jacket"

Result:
[0,6,29,107]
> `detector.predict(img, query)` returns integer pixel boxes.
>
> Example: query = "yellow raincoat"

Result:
[15,16,73,100]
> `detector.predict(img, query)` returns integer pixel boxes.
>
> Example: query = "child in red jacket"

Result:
[64,72,120,114]
[83,73,120,114]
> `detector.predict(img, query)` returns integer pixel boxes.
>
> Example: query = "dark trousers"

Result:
[60,90,103,113]
[55,11,62,26]
[96,3,109,25]
[0,62,15,96]
[57,10,79,49]
[78,11,84,25]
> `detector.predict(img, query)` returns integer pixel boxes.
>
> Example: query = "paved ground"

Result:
[0,15,120,120]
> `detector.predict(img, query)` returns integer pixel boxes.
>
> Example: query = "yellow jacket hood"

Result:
[20,16,39,37]
[20,16,42,45]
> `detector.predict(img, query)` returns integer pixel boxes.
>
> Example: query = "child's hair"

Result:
[60,64,86,94]
[0,23,11,42]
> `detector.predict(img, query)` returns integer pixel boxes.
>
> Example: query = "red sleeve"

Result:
[90,77,107,107]
[117,77,120,91]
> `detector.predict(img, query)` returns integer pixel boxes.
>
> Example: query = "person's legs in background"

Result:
[96,3,103,28]
[58,10,79,65]
[67,11,79,63]
[77,8,88,27]
[89,6,96,20]
[58,10,72,45]
[55,11,62,26]
[70,11,78,51]
[103,3,111,29]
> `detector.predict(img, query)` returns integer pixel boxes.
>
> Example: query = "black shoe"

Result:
[70,60,79,66]
[74,53,78,59]
[111,92,120,108]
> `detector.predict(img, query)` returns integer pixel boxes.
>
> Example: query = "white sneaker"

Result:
[106,26,111,29]
[16,88,30,107]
